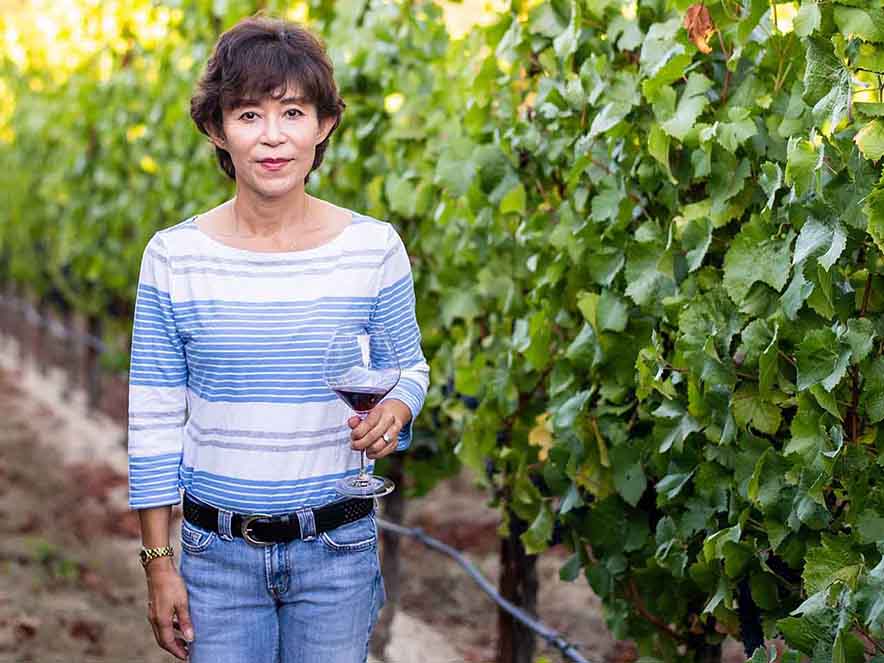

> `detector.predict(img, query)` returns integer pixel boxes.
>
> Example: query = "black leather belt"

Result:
[182,492,374,547]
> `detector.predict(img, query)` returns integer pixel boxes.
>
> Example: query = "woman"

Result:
[127,14,429,663]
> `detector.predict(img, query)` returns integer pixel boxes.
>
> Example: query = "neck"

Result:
[229,186,315,238]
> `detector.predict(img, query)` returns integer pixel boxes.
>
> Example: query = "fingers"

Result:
[350,409,380,440]
[158,617,189,660]
[175,603,195,643]
[148,599,191,660]
[351,410,400,459]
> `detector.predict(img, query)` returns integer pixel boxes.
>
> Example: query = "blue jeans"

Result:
[178,493,385,663]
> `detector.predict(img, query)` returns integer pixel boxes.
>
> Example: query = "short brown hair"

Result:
[190,15,346,183]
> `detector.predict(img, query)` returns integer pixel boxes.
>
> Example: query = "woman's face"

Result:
[212,84,335,197]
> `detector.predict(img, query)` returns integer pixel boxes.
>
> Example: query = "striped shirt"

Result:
[127,210,430,514]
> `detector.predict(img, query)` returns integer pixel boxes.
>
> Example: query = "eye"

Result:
[239,111,258,121]
[285,109,303,118]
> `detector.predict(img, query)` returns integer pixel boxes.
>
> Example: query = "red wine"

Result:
[332,385,391,412]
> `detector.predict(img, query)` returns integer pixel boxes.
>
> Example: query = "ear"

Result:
[315,115,337,146]
[206,125,227,150]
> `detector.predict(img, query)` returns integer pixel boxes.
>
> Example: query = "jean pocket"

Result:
[180,518,218,554]
[319,514,377,552]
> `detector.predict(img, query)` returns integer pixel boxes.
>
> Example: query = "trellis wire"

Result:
[376,518,596,663]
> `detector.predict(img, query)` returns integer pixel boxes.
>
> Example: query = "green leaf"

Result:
[597,289,629,332]
[781,262,814,320]
[521,502,554,554]
[833,7,884,43]
[778,610,837,655]
[794,218,832,265]
[587,248,625,286]
[856,509,884,545]
[434,137,478,197]
[818,225,846,271]
[794,2,821,37]
[795,329,851,392]
[739,319,775,365]
[611,445,646,507]
[559,552,582,581]
[553,0,581,62]
[860,357,884,424]
[591,186,625,223]
[681,217,712,273]
[717,107,757,153]
[660,73,713,141]
[759,328,779,397]
[802,36,851,131]
[553,390,592,430]
[786,397,829,458]
[865,184,884,255]
[499,181,526,215]
[810,384,842,421]
[648,123,676,184]
[803,533,863,595]
[565,323,602,367]
[723,216,793,303]
[786,136,820,197]
[659,414,703,454]
[844,318,875,363]
[589,102,633,138]
[855,120,884,162]
[640,18,691,97]
[750,572,779,610]
[733,386,782,434]
[624,240,675,306]
[442,290,481,326]
[656,470,694,501]
[760,161,783,211]
[559,482,583,514]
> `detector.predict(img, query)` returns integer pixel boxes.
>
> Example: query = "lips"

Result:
[258,158,291,172]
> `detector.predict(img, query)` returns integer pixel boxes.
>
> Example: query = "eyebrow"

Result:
[232,95,308,109]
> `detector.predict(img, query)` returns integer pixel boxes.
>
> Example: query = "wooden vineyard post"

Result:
[34,298,49,376]
[84,314,103,412]
[61,307,77,402]
[0,282,12,344]
[496,506,538,663]
[697,643,722,663]
[370,454,405,660]
[15,284,27,371]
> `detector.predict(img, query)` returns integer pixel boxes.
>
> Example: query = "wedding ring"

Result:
[382,432,392,443]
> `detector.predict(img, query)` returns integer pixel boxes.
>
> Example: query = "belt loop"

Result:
[295,506,317,541]
[217,507,235,541]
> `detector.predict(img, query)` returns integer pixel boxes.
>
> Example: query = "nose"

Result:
[261,115,284,144]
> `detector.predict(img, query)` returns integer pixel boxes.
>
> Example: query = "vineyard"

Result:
[2,0,884,661]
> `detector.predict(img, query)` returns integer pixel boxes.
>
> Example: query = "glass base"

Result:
[336,473,395,498]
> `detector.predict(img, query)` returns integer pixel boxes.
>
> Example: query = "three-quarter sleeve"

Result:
[126,233,187,509]
[370,227,430,451]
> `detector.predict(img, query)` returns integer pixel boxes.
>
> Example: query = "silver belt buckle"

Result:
[241,513,274,547]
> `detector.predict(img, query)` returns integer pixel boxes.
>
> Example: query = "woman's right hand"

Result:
[145,559,194,660]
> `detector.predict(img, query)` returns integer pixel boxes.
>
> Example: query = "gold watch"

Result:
[140,546,174,568]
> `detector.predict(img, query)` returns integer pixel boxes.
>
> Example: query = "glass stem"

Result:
[357,411,368,478]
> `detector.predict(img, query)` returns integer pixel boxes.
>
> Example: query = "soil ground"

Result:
[0,338,750,663]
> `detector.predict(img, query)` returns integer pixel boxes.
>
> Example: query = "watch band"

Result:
[140,545,174,568]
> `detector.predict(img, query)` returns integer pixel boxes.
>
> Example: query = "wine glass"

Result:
[324,326,400,498]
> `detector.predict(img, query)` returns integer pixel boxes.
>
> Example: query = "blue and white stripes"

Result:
[126,211,430,512]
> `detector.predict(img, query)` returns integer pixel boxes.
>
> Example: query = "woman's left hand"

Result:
[348,399,412,459]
